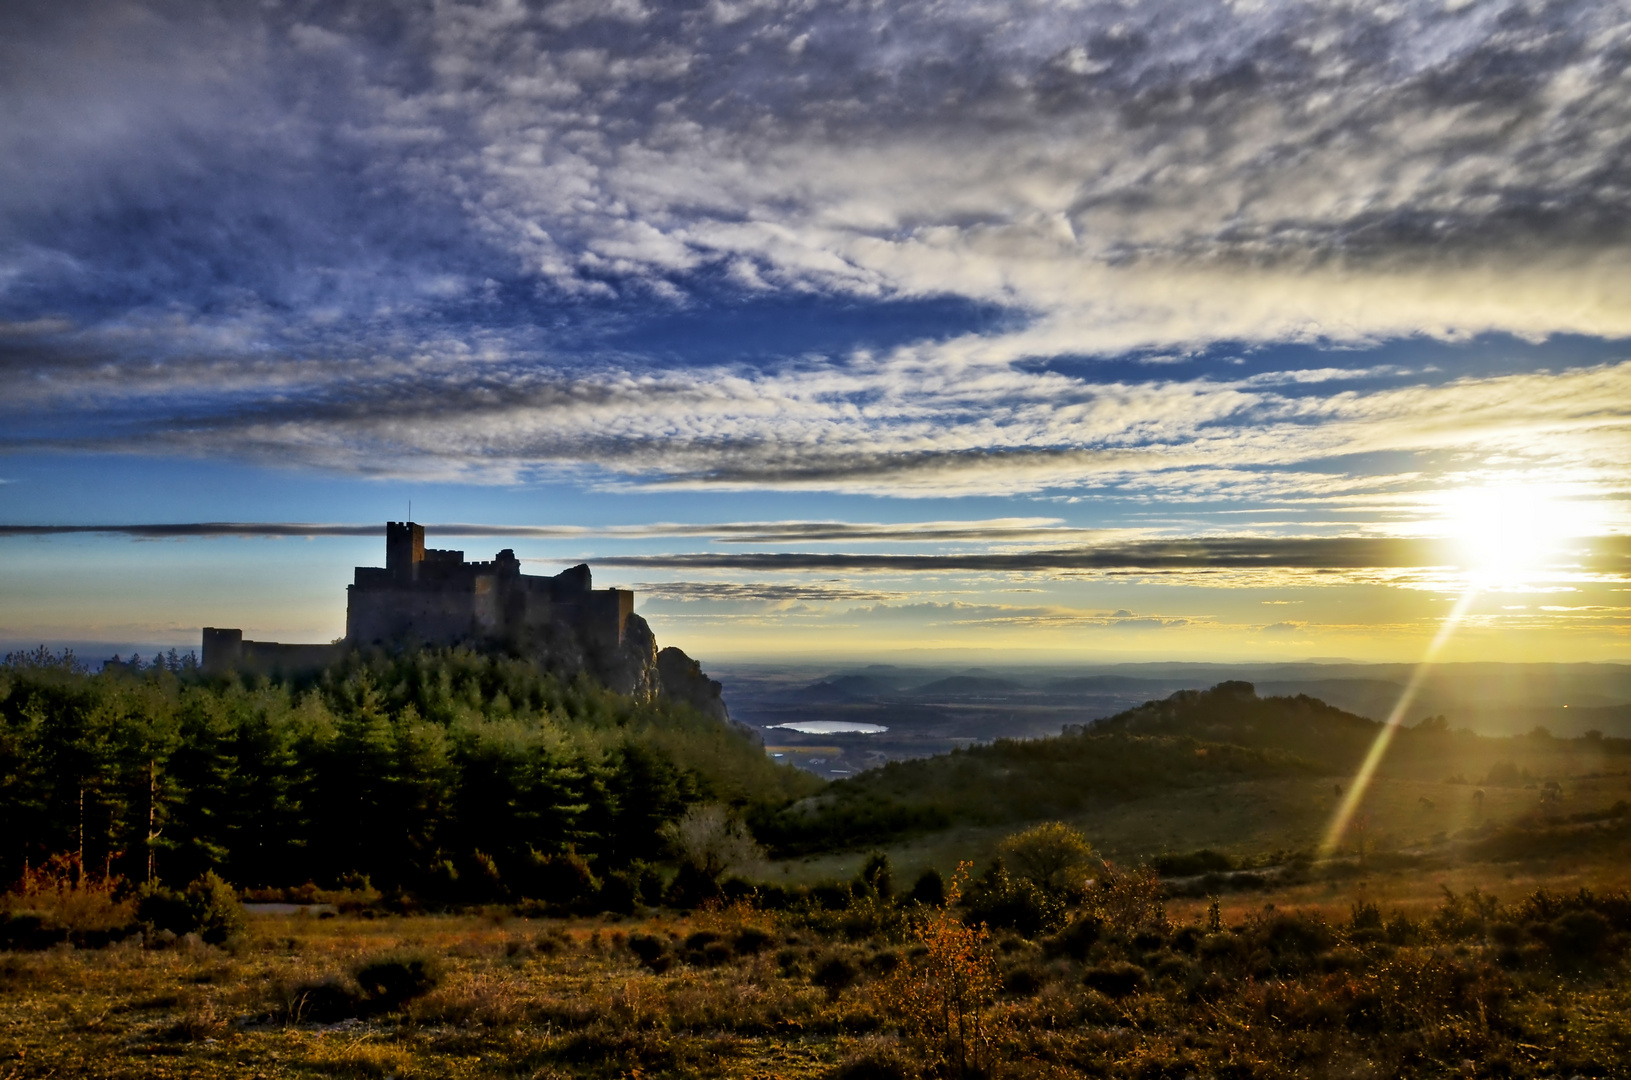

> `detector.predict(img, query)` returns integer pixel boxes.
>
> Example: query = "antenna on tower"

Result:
[409,499,412,523]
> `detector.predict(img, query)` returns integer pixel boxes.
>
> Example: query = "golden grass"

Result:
[0,909,872,1079]
[1,855,1627,1080]
[771,772,1631,885]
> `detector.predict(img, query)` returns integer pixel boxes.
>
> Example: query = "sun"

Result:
[1438,483,1585,582]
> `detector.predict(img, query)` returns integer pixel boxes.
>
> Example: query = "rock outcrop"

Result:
[657,646,761,744]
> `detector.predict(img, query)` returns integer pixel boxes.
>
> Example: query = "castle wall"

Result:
[347,579,494,647]
[238,642,345,677]
[202,628,341,677]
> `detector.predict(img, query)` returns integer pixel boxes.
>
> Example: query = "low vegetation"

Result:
[4,836,1631,1079]
[6,655,1631,1076]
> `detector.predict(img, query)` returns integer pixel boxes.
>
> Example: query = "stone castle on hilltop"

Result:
[203,522,738,728]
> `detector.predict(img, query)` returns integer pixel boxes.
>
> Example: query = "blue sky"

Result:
[2,0,1629,664]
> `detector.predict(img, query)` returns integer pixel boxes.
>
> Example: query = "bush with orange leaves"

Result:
[0,853,136,948]
[875,863,1007,1078]
[1081,860,1168,937]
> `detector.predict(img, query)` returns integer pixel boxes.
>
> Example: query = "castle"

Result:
[346,522,632,657]
[201,523,737,726]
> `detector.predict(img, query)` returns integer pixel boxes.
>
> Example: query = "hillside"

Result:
[758,680,1631,856]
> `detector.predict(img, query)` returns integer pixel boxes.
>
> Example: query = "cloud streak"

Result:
[597,536,1631,574]
[0,517,1086,544]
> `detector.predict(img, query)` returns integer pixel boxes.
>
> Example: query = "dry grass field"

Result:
[6,851,1631,1080]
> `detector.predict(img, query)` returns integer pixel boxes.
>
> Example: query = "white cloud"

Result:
[4,0,1631,522]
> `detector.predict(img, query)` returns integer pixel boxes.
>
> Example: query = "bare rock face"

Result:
[592,613,661,701]
[657,646,761,744]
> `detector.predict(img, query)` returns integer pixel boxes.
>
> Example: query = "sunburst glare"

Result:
[1437,483,1598,585]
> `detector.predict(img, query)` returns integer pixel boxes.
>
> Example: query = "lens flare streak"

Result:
[1319,585,1482,857]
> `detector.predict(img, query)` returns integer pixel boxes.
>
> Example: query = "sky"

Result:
[2,0,1630,665]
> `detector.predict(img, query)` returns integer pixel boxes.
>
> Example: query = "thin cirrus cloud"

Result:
[11,524,1625,575]
[0,0,1629,512]
[0,518,1091,544]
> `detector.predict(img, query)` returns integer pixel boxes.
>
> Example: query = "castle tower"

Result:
[385,521,424,582]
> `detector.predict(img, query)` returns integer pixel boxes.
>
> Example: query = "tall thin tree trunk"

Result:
[146,759,157,884]
[77,783,85,885]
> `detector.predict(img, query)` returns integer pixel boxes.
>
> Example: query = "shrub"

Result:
[663,863,722,909]
[185,872,246,944]
[662,804,764,887]
[907,869,946,908]
[353,951,442,1011]
[998,822,1096,895]
[867,947,903,974]
[682,930,734,967]
[813,954,860,999]
[1002,963,1045,995]
[1153,952,1196,982]
[1431,886,1499,941]
[1545,910,1613,963]
[961,859,1067,936]
[0,912,56,951]
[1252,911,1333,960]
[289,975,366,1023]
[828,1047,918,1080]
[1083,960,1148,997]
[136,884,192,936]
[286,952,441,1022]
[776,946,806,976]
[627,932,672,973]
[0,856,137,948]
[858,852,895,900]
[733,927,773,955]
[1198,932,1244,963]
[1042,913,1103,960]
[527,851,601,908]
[875,865,1004,1079]
[1384,911,1419,945]
[1082,863,1167,936]
[137,872,245,945]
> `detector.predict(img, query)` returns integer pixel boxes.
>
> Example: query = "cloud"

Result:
[633,581,900,604]
[3,0,1631,513]
[0,523,386,539]
[842,600,1193,628]
[596,536,1631,574]
[15,524,1622,579]
[0,517,1086,545]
